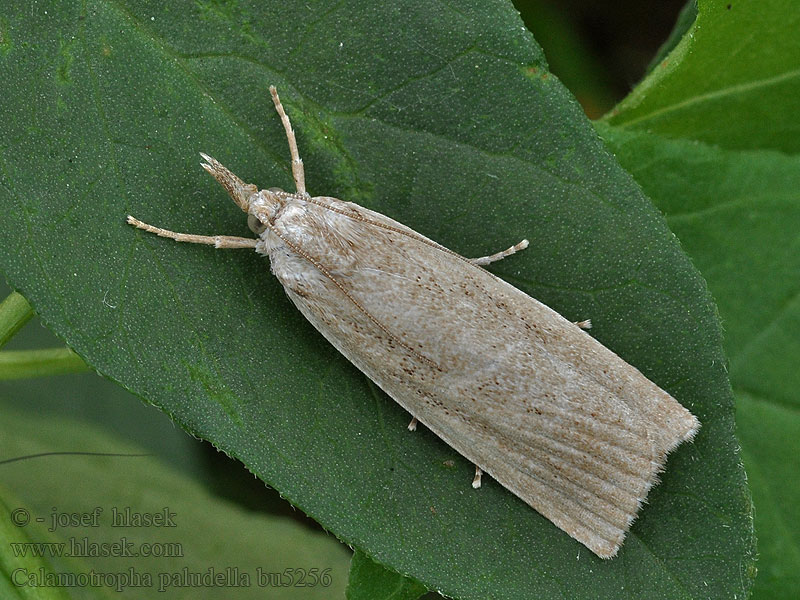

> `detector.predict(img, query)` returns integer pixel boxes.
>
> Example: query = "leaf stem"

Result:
[0,292,35,349]
[0,348,91,380]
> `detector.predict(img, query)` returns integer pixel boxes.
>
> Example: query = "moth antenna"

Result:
[269,86,307,196]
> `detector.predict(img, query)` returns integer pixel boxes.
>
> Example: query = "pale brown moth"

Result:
[128,86,700,558]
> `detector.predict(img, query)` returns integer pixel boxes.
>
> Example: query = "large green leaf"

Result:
[0,2,752,598]
[604,0,800,153]
[0,405,351,598]
[599,124,798,599]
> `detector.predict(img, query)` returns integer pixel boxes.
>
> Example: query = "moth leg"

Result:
[469,239,529,266]
[472,466,483,489]
[407,417,418,431]
[127,216,258,249]
[574,319,592,330]
[269,86,307,196]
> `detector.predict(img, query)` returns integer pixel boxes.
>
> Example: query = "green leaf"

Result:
[0,404,351,598]
[604,0,800,153]
[347,550,427,600]
[599,124,797,599]
[644,0,698,76]
[0,292,34,349]
[0,2,752,598]
[0,492,79,600]
[736,394,800,600]
[0,348,90,380]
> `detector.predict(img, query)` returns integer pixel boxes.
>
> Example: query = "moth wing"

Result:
[270,197,697,558]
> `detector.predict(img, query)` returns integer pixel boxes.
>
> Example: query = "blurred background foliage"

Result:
[515,0,693,118]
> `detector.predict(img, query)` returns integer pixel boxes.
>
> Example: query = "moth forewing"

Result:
[261,193,698,559]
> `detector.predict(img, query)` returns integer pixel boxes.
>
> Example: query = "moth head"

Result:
[246,188,284,234]
[199,153,258,212]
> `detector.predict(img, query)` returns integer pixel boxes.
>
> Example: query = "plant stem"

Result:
[0,348,91,380]
[0,292,35,349]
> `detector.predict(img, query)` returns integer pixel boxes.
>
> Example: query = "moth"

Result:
[128,86,700,558]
